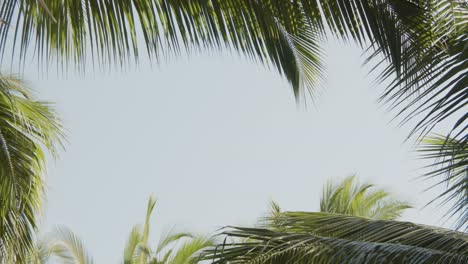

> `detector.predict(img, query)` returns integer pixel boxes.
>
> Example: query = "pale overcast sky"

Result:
[18,39,451,263]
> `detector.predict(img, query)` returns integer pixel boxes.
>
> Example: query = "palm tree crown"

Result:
[203,177,468,263]
[123,196,213,264]
[320,176,411,220]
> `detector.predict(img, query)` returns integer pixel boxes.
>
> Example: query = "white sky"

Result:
[18,38,452,263]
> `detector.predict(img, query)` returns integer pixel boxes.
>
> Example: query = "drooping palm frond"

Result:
[46,226,94,264]
[372,0,467,139]
[0,73,63,263]
[0,0,326,97]
[203,225,468,264]
[0,0,463,131]
[319,176,411,220]
[1,0,462,134]
[419,134,468,230]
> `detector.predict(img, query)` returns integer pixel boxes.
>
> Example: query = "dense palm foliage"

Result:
[0,0,465,226]
[204,177,468,263]
[204,214,468,263]
[320,176,411,220]
[123,196,213,264]
[0,74,63,263]
[0,0,466,261]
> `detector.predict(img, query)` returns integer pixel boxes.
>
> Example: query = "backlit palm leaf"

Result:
[46,226,94,264]
[320,176,411,220]
[0,74,62,263]
[123,195,214,264]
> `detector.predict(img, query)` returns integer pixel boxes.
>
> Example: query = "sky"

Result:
[19,38,453,263]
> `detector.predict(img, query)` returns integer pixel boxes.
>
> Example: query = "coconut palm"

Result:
[123,196,213,264]
[0,74,63,263]
[320,176,411,220]
[203,177,468,263]
[0,1,465,258]
[1,0,465,227]
[205,214,468,263]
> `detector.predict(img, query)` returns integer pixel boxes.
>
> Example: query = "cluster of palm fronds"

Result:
[203,177,468,263]
[24,196,212,264]
[0,0,466,262]
[122,196,213,264]
[0,74,63,263]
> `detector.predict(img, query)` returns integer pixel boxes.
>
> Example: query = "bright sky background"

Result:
[18,38,452,263]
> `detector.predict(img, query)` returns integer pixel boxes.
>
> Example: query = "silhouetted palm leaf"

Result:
[203,225,468,264]
[419,135,467,230]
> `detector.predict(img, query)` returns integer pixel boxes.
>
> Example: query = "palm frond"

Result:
[168,236,213,264]
[0,73,63,263]
[419,134,467,230]
[123,225,142,264]
[319,176,411,220]
[265,211,468,255]
[47,226,94,264]
[370,0,467,139]
[155,231,192,254]
[204,226,468,264]
[26,239,52,264]
[0,0,326,97]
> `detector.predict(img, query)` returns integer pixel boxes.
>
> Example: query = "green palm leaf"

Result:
[419,135,467,230]
[0,0,325,97]
[0,73,63,263]
[266,212,468,254]
[204,226,468,264]
[46,226,94,264]
[319,176,411,220]
[168,236,213,264]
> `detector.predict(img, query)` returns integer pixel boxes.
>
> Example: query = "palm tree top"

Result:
[320,175,411,220]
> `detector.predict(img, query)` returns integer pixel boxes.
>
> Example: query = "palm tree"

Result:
[123,196,213,264]
[203,177,468,263]
[0,74,63,263]
[1,0,465,226]
[0,1,465,258]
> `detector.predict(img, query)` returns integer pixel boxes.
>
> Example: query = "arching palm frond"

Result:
[167,236,214,264]
[419,135,468,230]
[320,176,411,220]
[203,225,468,264]
[266,212,468,254]
[27,239,53,264]
[0,0,325,97]
[46,226,94,264]
[0,74,63,263]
